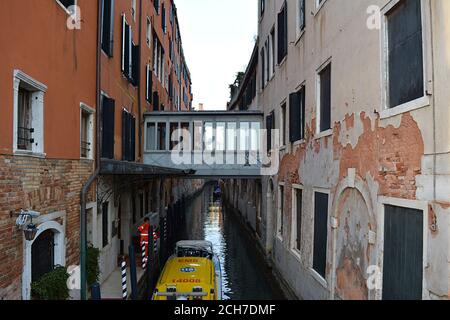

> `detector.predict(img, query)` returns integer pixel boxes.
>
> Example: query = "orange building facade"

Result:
[0,0,194,300]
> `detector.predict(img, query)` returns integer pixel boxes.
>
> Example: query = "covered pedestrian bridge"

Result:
[143,111,272,178]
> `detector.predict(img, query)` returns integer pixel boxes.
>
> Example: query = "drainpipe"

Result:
[80,0,103,301]
[137,0,143,160]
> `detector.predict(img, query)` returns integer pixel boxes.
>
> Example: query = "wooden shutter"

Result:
[320,64,331,132]
[277,2,287,64]
[153,91,159,111]
[266,112,274,154]
[121,15,126,73]
[382,205,423,300]
[387,0,424,108]
[131,44,139,86]
[102,97,115,159]
[313,192,328,279]
[289,91,301,143]
[300,86,306,140]
[101,0,115,56]
[131,115,136,161]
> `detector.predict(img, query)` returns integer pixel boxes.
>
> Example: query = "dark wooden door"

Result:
[383,205,423,300]
[31,230,55,282]
[313,192,329,279]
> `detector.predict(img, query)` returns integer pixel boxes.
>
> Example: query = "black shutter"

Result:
[313,192,328,279]
[131,44,139,86]
[382,205,423,300]
[146,66,152,103]
[387,0,424,108]
[102,97,115,159]
[277,2,287,64]
[153,91,159,111]
[130,115,136,161]
[101,0,115,57]
[289,91,301,143]
[320,64,331,132]
[266,112,274,154]
[300,86,306,140]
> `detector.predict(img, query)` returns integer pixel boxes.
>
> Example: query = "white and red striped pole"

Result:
[121,259,127,300]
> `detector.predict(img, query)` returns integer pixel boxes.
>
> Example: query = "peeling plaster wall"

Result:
[225,0,450,300]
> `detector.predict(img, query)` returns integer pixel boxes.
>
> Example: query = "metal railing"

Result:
[17,127,34,150]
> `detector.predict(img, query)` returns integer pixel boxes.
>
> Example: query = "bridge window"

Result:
[216,122,226,151]
[226,122,237,151]
[146,123,156,150]
[157,123,167,150]
[193,121,203,151]
[250,122,261,151]
[180,123,190,151]
[239,122,250,151]
[170,122,180,150]
[204,122,214,151]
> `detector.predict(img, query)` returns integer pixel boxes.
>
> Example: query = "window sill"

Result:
[380,96,430,120]
[309,267,328,289]
[293,139,306,147]
[315,129,333,140]
[290,248,303,264]
[14,150,46,159]
[277,56,287,69]
[294,29,306,46]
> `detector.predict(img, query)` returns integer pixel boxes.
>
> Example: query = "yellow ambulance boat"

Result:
[152,240,222,300]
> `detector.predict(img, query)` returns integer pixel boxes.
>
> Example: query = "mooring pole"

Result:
[128,245,138,300]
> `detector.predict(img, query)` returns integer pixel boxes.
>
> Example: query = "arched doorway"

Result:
[334,188,374,300]
[31,229,55,282]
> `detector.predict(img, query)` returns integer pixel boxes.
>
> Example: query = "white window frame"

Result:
[13,70,47,157]
[314,0,327,15]
[291,184,304,260]
[55,0,77,15]
[80,103,95,160]
[268,30,274,80]
[280,100,287,147]
[146,17,152,48]
[378,196,429,300]
[277,182,285,241]
[131,0,136,21]
[315,58,333,137]
[309,187,331,289]
[380,0,432,120]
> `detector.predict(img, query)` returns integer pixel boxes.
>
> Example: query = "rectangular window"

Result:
[318,63,331,132]
[101,96,115,159]
[277,184,285,239]
[157,123,166,150]
[146,18,152,47]
[270,28,276,74]
[17,88,33,151]
[298,0,306,34]
[260,49,265,89]
[313,192,329,279]
[14,71,46,155]
[146,64,152,103]
[101,0,115,57]
[268,29,274,79]
[382,205,423,300]
[80,106,94,159]
[280,102,286,146]
[386,0,424,108]
[260,0,265,16]
[293,188,303,251]
[146,123,156,150]
[154,0,160,14]
[277,1,288,64]
[289,86,306,142]
[121,15,133,81]
[102,202,109,248]
[266,111,275,154]
[161,3,166,33]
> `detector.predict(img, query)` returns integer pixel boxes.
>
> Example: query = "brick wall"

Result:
[0,155,95,300]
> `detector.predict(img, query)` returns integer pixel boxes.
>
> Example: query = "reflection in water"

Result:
[183,185,285,300]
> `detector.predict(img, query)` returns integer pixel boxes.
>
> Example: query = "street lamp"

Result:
[15,210,40,241]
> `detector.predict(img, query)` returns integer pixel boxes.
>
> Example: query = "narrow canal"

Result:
[181,183,286,300]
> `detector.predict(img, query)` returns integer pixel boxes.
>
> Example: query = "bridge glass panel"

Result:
[146,123,156,150]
